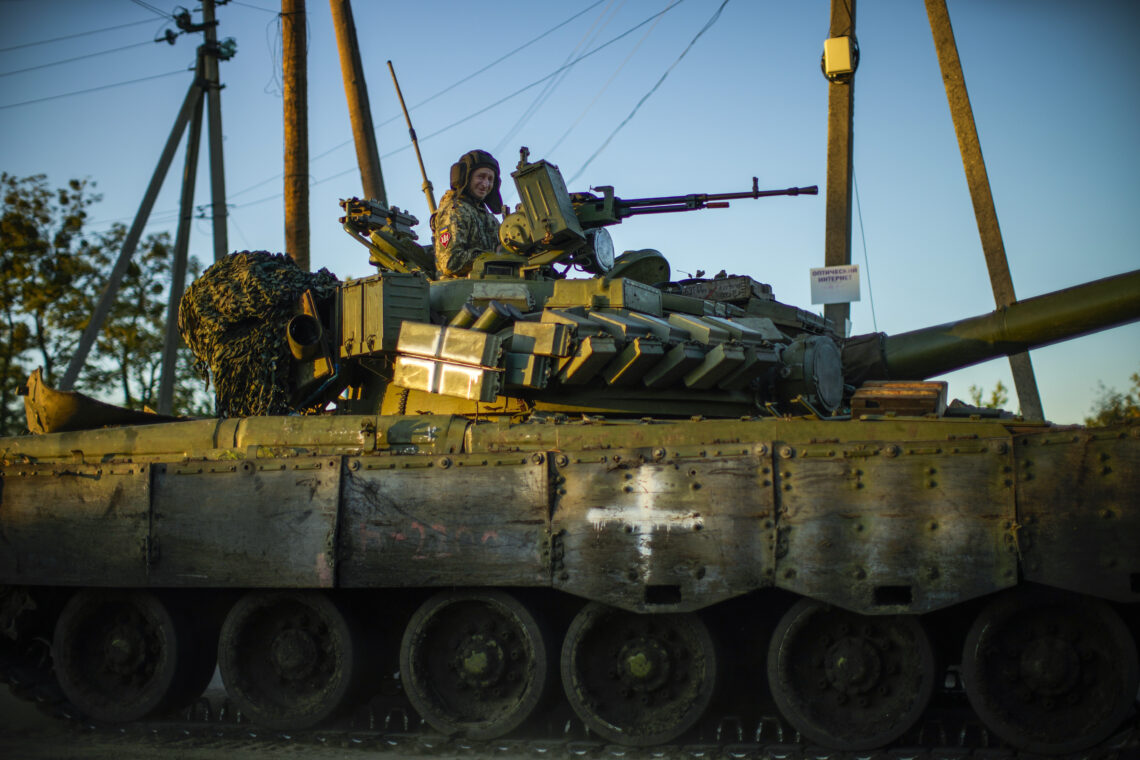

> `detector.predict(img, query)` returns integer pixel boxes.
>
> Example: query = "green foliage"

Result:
[968,380,1010,410]
[0,173,210,435]
[1084,371,1140,427]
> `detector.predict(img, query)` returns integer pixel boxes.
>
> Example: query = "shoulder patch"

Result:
[438,230,452,248]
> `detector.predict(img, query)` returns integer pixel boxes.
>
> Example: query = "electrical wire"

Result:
[569,0,731,184]
[228,1,278,13]
[0,40,154,78]
[129,0,174,20]
[272,0,610,174]
[853,169,878,332]
[230,2,690,211]
[546,1,669,157]
[0,69,188,111]
[229,0,611,199]
[0,19,156,53]
[493,0,626,157]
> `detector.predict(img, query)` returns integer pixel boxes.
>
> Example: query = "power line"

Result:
[128,0,174,20]
[0,19,155,53]
[228,0,609,200]
[547,2,669,158]
[0,69,187,111]
[494,0,625,156]
[273,0,610,174]
[230,2,691,211]
[853,169,878,332]
[229,1,279,13]
[570,0,731,183]
[0,40,154,78]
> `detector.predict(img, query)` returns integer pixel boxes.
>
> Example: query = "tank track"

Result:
[3,652,1137,760]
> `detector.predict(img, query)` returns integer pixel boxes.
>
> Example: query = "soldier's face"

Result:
[469,167,496,201]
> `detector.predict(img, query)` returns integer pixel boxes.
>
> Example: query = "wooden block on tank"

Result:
[851,381,948,417]
[504,352,551,389]
[718,345,781,390]
[557,335,619,385]
[393,355,501,402]
[643,342,706,388]
[508,321,573,357]
[683,342,747,389]
[397,321,501,367]
[601,337,665,386]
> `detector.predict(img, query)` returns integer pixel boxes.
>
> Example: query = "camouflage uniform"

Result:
[432,188,500,279]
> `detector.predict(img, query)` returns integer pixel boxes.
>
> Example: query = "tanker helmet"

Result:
[450,149,503,212]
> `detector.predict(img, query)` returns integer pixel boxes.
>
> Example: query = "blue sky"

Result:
[1,0,1137,423]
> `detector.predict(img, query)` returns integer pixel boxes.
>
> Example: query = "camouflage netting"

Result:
[179,251,339,417]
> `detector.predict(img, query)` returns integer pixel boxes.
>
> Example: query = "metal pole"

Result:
[925,0,1044,420]
[158,65,206,415]
[60,77,206,391]
[201,0,229,261]
[822,0,855,336]
[283,0,310,270]
[330,0,386,205]
[388,60,436,216]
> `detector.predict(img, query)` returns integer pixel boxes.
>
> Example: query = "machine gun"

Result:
[339,196,435,275]
[497,148,816,274]
[341,149,816,279]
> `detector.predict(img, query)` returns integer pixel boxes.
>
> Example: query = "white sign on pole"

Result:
[810,264,860,304]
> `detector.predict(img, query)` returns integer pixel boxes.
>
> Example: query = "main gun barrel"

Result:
[878,268,1140,380]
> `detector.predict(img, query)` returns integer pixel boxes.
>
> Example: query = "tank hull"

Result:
[4,414,1137,615]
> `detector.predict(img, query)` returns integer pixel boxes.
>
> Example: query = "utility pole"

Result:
[202,0,229,261]
[925,0,1044,421]
[283,0,310,271]
[822,0,856,336]
[60,8,235,393]
[330,0,386,205]
[157,61,206,414]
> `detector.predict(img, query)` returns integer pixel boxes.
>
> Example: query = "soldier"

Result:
[431,149,503,279]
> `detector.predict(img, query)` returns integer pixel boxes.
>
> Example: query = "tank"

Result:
[2,153,1138,756]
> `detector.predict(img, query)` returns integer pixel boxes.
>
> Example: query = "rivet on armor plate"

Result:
[531,452,545,465]
[779,446,794,459]
[758,444,768,456]
[437,457,452,469]
[555,454,570,467]
[652,447,666,460]
[348,460,360,471]
[884,444,900,457]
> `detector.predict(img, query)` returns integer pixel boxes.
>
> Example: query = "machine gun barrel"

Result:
[615,179,818,218]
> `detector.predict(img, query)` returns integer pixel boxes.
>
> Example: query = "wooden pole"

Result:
[158,80,205,415]
[283,0,310,271]
[823,0,855,336]
[201,0,229,261]
[330,0,386,205]
[925,0,1044,420]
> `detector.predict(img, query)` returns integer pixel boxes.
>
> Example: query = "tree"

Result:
[968,380,1010,410]
[81,223,209,415]
[0,173,210,435]
[1085,371,1140,427]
